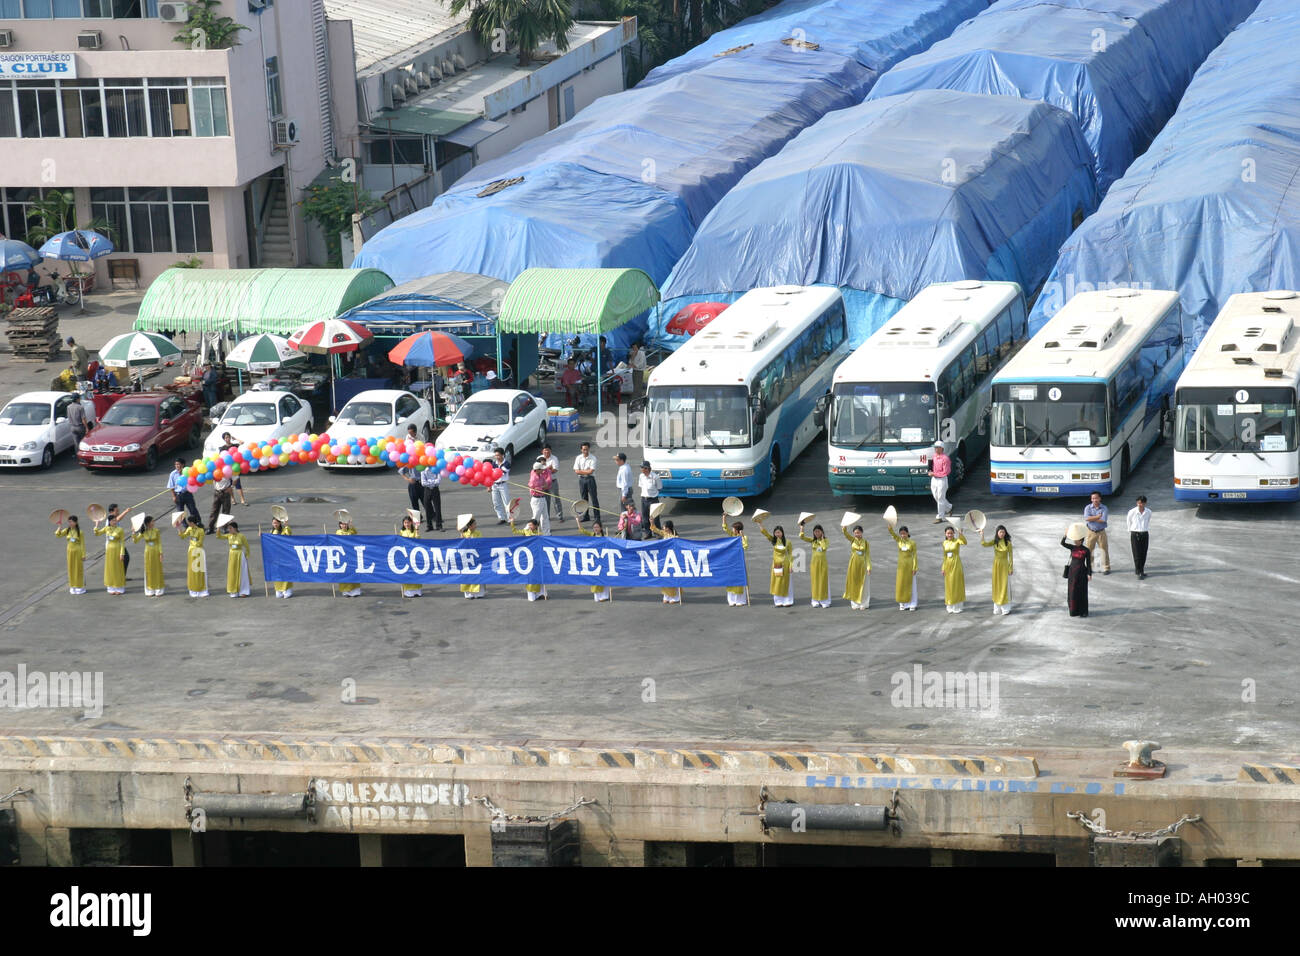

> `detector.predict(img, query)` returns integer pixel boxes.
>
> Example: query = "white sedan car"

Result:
[319,389,435,468]
[202,390,313,457]
[435,388,548,460]
[0,391,96,469]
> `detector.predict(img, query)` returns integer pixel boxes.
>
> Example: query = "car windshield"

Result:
[101,403,157,427]
[0,402,51,426]
[991,382,1110,448]
[221,402,277,427]
[831,381,937,447]
[645,385,751,448]
[452,402,508,426]
[1176,386,1298,453]
[337,401,392,426]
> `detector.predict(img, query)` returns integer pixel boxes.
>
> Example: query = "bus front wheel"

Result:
[1118,450,1130,493]
[950,450,966,487]
[768,448,780,490]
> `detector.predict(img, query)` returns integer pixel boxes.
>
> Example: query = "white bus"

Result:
[821,280,1027,496]
[989,287,1185,497]
[1174,290,1300,502]
[644,285,850,498]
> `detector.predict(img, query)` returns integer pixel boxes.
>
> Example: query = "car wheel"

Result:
[40,444,54,470]
[422,422,433,443]
[505,444,515,461]
[145,446,158,471]
[187,423,202,450]
[536,425,547,449]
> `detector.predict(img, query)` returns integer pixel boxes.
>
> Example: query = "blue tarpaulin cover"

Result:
[656,90,1098,347]
[352,0,988,350]
[868,0,1260,193]
[1028,0,1300,343]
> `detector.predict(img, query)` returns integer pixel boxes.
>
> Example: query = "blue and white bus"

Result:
[823,280,1027,496]
[644,285,850,498]
[989,288,1185,497]
[1174,291,1300,502]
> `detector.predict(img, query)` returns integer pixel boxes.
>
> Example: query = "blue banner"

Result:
[260,534,747,588]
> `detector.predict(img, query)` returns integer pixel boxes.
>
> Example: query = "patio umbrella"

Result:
[225,333,307,372]
[0,239,42,273]
[287,318,374,411]
[38,229,114,262]
[98,331,183,369]
[387,329,475,368]
[666,302,729,337]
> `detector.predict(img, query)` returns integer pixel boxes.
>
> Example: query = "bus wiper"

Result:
[853,431,879,450]
[1018,429,1047,455]
[703,432,726,454]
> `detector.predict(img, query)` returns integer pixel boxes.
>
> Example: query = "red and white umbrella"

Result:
[287,318,373,354]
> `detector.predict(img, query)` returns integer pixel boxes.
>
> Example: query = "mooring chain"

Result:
[0,787,32,803]
[1066,810,1201,840]
[472,794,597,825]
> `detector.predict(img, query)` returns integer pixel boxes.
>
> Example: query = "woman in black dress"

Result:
[1062,535,1092,617]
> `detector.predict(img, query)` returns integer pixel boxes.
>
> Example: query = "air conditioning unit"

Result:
[390,82,406,104]
[77,31,103,50]
[158,1,191,22]
[248,0,268,10]
[403,72,418,95]
[415,71,431,89]
[0,31,13,49]
[271,119,299,148]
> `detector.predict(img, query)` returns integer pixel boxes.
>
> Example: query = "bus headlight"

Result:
[656,470,672,479]
[829,466,857,475]
[721,468,753,479]
[1262,478,1293,486]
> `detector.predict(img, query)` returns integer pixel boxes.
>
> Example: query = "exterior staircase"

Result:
[260,180,295,267]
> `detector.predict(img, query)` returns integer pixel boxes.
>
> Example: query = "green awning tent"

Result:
[132,267,396,336]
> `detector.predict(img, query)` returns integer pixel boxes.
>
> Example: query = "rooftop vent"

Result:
[696,320,779,351]
[1043,313,1124,351]
[878,315,965,349]
[1223,315,1293,353]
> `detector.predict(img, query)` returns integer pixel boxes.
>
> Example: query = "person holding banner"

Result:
[334,517,362,598]
[270,516,293,598]
[888,524,919,611]
[940,524,968,613]
[216,521,252,598]
[398,516,423,598]
[180,517,209,598]
[576,517,612,602]
[54,515,86,595]
[981,524,1014,614]
[617,500,642,539]
[510,517,548,601]
[94,508,129,595]
[842,525,870,610]
[648,520,682,604]
[758,520,794,607]
[799,522,831,609]
[723,517,749,606]
[459,516,484,599]
[131,515,165,597]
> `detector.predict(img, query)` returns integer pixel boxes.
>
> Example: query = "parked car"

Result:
[203,390,312,458]
[435,389,547,460]
[0,390,96,469]
[77,391,204,471]
[319,389,435,469]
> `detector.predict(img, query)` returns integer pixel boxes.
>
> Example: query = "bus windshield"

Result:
[991,382,1110,449]
[830,381,937,447]
[646,385,751,449]
[1175,386,1297,453]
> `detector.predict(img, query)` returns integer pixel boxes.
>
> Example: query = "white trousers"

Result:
[530,495,551,533]
[931,476,951,518]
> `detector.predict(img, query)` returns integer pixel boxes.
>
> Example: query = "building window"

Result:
[90,186,210,254]
[15,81,59,138]
[146,77,190,137]
[434,139,470,170]
[104,78,147,137]
[0,83,15,138]
[0,77,227,138]
[368,136,426,166]
[0,187,48,245]
[265,57,283,119]
[0,0,153,15]
[190,78,229,136]
[60,80,104,137]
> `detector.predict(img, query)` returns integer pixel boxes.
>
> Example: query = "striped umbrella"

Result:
[387,330,476,367]
[98,331,183,368]
[226,333,308,372]
[287,318,373,354]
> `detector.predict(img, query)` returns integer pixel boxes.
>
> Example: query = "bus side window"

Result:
[1116,357,1143,417]
[994,306,1014,358]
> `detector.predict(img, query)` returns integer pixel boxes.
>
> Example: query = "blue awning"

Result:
[337,271,509,337]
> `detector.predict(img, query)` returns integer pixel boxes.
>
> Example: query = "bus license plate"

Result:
[871,484,894,492]
[1034,486,1059,494]
[1223,492,1247,499]
[686,488,709,495]
[94,455,115,462]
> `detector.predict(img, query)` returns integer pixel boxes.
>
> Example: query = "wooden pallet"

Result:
[4,307,60,360]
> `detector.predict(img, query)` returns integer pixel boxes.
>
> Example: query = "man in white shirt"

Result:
[1126,495,1152,579]
[614,452,633,509]
[542,444,563,522]
[638,460,661,539]
[628,342,647,395]
[573,441,599,522]
[489,447,511,523]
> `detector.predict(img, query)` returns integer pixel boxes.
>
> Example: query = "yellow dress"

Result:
[941,534,968,606]
[271,525,293,596]
[889,527,918,605]
[581,527,611,601]
[398,528,422,597]
[55,526,85,592]
[94,524,127,592]
[335,527,361,596]
[179,525,208,596]
[649,525,681,603]
[799,532,830,604]
[512,524,546,598]
[841,528,870,606]
[722,517,748,601]
[460,528,482,596]
[131,526,165,595]
[983,538,1014,606]
[216,531,251,596]
[760,528,793,603]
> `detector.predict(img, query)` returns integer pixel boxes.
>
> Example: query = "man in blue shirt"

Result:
[489,447,512,523]
[419,463,443,532]
[1083,491,1111,575]
[167,458,200,523]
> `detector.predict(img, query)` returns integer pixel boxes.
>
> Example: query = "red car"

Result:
[77,391,204,471]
